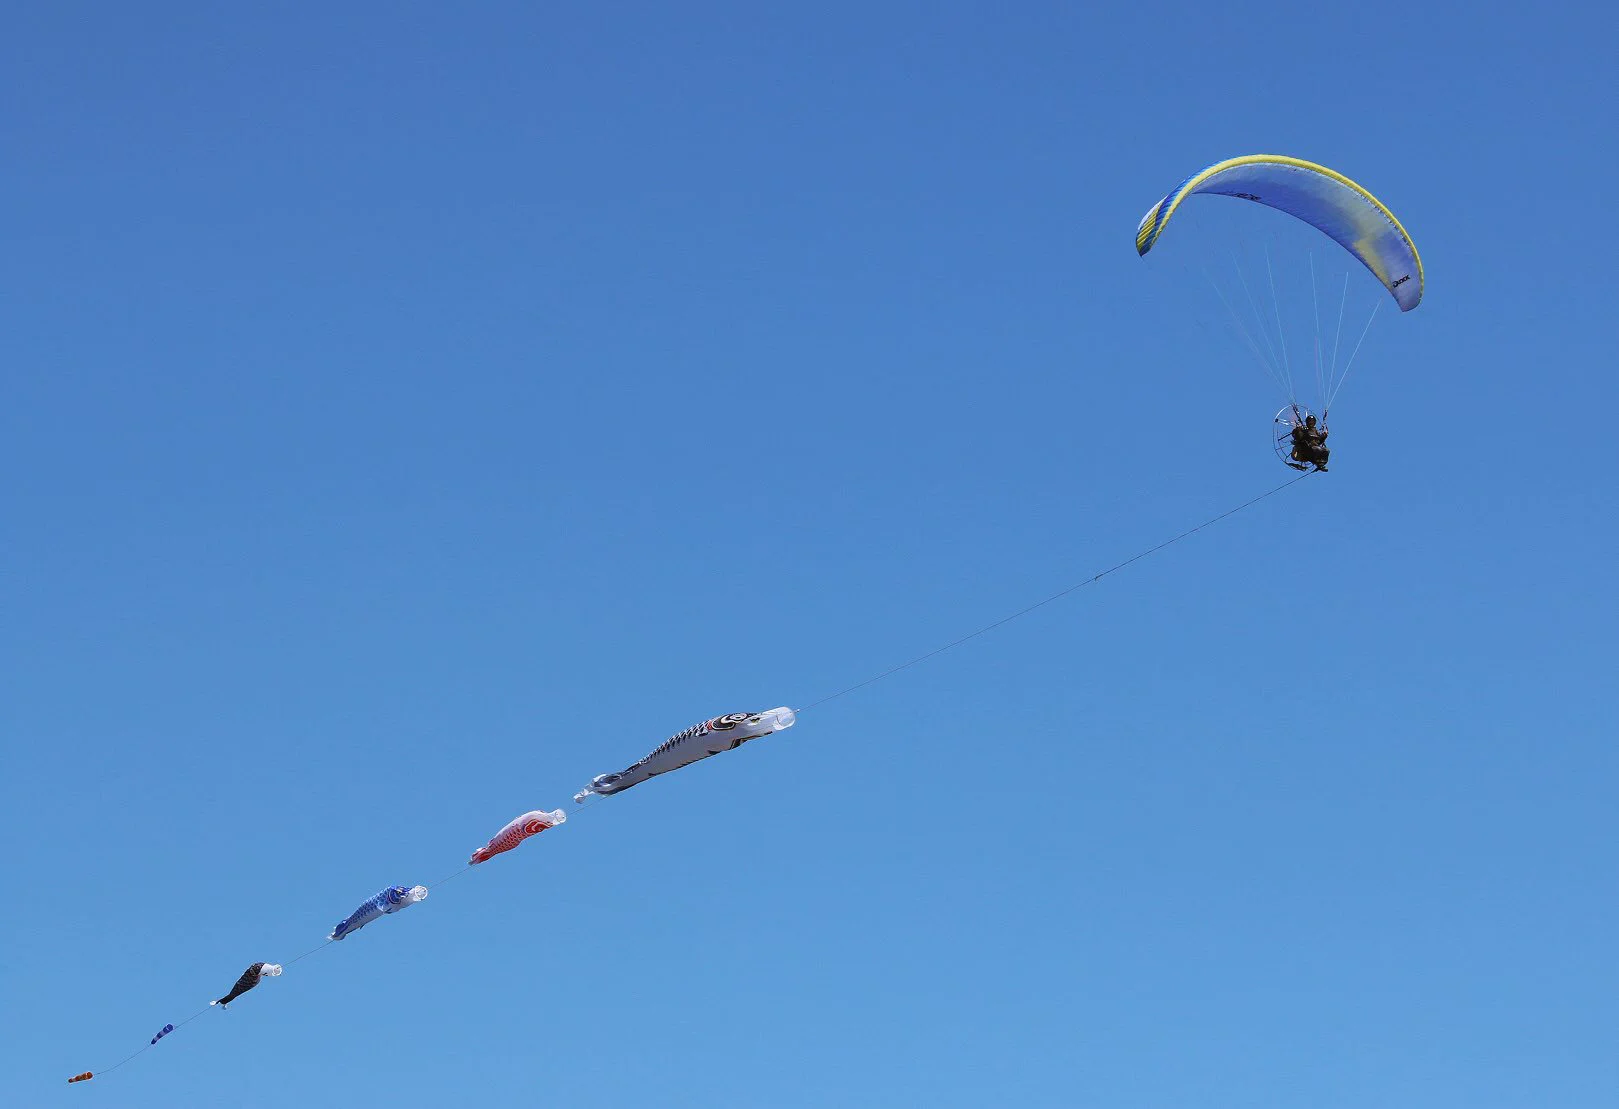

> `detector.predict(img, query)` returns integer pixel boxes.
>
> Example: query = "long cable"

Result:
[75,472,1313,1085]
[85,869,473,1082]
[796,472,1312,714]
[93,1004,212,1079]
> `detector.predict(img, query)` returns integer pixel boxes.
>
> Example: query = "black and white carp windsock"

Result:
[575,708,796,803]
[211,962,283,1008]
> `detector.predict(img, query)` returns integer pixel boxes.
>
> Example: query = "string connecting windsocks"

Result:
[796,473,1312,713]
[61,476,1309,1087]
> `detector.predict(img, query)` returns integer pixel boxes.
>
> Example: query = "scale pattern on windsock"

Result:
[575,708,796,802]
[470,809,566,864]
[330,886,428,941]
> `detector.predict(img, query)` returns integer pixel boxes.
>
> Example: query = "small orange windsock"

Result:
[68,1071,94,1083]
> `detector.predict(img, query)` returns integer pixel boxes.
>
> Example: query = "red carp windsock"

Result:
[68,1071,93,1083]
[470,808,566,864]
[574,707,795,802]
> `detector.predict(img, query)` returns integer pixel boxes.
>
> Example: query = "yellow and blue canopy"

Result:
[1136,155,1423,311]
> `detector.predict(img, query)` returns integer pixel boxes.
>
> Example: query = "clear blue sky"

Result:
[4,3,1614,1106]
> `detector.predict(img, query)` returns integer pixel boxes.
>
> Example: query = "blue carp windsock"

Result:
[574,708,795,802]
[211,962,283,1008]
[150,1024,175,1045]
[330,885,428,941]
[470,808,566,864]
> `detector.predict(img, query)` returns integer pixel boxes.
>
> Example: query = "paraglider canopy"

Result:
[1136,154,1424,311]
[1134,153,1426,468]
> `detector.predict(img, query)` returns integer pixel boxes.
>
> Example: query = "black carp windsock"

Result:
[211,962,283,1009]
